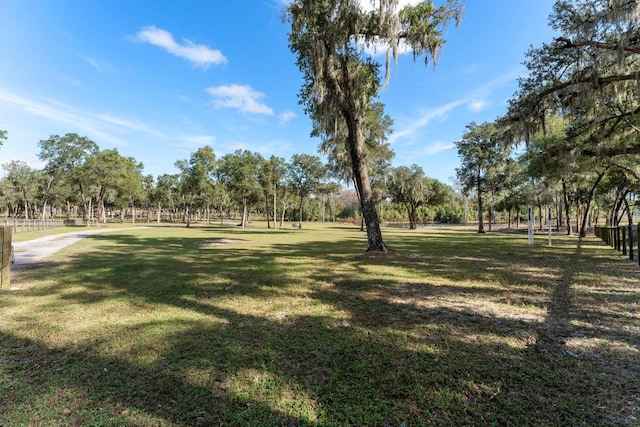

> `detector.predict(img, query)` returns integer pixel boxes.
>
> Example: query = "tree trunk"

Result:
[280,204,287,228]
[23,194,28,220]
[579,170,606,238]
[624,197,633,226]
[538,203,543,232]
[613,190,628,227]
[241,198,248,229]
[273,184,277,230]
[562,179,573,236]
[477,183,485,234]
[94,194,104,224]
[265,195,271,229]
[408,205,417,230]
[298,194,303,229]
[346,117,387,252]
[616,206,627,227]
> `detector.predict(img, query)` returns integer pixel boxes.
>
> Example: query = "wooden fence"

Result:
[594,225,639,266]
[0,218,66,234]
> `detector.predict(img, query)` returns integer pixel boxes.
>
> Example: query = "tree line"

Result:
[0,132,461,228]
[455,0,640,238]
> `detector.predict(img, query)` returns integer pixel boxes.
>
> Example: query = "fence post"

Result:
[622,227,627,256]
[1,226,12,290]
[618,227,622,250]
[629,225,634,261]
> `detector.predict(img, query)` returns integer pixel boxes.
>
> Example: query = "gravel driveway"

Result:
[11,228,148,270]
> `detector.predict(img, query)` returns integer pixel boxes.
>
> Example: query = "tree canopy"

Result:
[389,164,450,229]
[497,0,640,236]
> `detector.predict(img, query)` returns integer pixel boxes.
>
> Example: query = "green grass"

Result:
[1,223,639,426]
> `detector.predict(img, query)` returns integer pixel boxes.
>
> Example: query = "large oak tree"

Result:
[286,0,463,252]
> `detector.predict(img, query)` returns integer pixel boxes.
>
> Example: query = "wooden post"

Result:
[622,226,627,256]
[1,226,12,290]
[610,227,615,247]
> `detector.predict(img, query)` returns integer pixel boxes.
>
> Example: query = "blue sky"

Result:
[0,0,557,186]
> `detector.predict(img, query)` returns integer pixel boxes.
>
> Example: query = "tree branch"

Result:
[536,72,640,100]
[554,37,640,55]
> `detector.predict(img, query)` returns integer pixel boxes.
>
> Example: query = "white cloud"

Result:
[423,141,455,155]
[206,84,275,115]
[390,69,523,146]
[97,114,165,138]
[134,26,227,67]
[390,99,465,144]
[0,89,120,143]
[468,99,488,112]
[77,54,119,74]
[0,87,164,147]
[278,111,296,124]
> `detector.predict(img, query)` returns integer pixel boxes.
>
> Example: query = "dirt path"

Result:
[11,228,149,270]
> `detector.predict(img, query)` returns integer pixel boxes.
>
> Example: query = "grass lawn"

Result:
[1,223,638,426]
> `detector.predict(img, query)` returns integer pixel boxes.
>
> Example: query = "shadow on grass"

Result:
[2,227,639,425]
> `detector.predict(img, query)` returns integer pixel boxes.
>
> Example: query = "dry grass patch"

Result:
[200,238,247,246]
